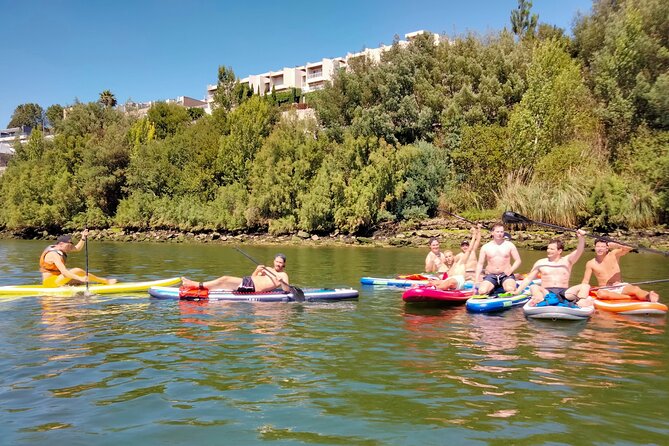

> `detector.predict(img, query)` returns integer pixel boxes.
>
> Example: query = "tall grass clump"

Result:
[496,141,602,228]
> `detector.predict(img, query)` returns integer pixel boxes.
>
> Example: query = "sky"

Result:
[0,0,594,128]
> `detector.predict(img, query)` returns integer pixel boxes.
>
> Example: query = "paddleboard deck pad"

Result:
[466,292,530,313]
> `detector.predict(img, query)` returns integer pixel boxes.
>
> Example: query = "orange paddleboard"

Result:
[593,298,667,315]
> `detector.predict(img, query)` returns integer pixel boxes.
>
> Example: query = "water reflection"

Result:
[1,240,668,444]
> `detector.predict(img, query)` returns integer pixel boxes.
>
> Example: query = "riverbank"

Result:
[2,218,669,252]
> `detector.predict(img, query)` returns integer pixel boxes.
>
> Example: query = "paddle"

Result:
[84,235,89,294]
[445,211,492,230]
[502,211,669,256]
[234,247,305,302]
[445,211,479,226]
[591,278,669,291]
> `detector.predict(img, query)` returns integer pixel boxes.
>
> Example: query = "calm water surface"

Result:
[1,240,668,445]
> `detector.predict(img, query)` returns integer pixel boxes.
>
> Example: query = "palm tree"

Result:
[99,90,117,108]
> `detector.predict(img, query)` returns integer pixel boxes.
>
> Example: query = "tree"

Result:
[187,107,205,121]
[98,90,117,108]
[510,0,538,39]
[213,66,238,111]
[508,39,598,166]
[146,102,191,139]
[7,103,44,129]
[573,0,669,150]
[216,96,277,186]
[45,104,64,129]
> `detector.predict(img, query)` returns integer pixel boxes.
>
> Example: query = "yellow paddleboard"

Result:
[0,277,181,297]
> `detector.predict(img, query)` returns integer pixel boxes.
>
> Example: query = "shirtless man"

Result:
[425,238,452,273]
[474,223,522,295]
[515,230,592,307]
[182,254,290,293]
[39,230,117,287]
[429,226,481,291]
[581,240,659,302]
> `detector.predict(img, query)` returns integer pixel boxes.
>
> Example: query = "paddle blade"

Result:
[291,286,306,302]
[502,211,532,225]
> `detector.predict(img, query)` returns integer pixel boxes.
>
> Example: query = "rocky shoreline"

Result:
[2,218,669,252]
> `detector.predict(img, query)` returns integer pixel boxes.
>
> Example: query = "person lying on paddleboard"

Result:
[581,239,659,302]
[514,230,592,307]
[429,225,482,291]
[182,254,290,293]
[425,238,452,273]
[474,222,522,295]
[39,230,117,287]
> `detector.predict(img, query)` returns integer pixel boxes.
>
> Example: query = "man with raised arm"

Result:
[474,222,522,295]
[581,240,659,302]
[515,230,592,307]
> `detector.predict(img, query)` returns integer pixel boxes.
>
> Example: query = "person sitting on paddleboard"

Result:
[39,230,117,287]
[514,230,592,307]
[474,222,522,295]
[429,225,482,291]
[425,238,452,273]
[182,254,290,293]
[581,239,659,302]
[453,226,484,281]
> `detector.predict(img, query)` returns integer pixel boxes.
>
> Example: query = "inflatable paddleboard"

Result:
[401,286,473,303]
[148,286,359,302]
[593,299,667,315]
[466,292,530,313]
[361,276,474,289]
[523,301,594,320]
[0,277,182,298]
[361,276,432,287]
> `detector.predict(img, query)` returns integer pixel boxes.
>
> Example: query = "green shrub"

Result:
[268,215,296,235]
[586,174,656,231]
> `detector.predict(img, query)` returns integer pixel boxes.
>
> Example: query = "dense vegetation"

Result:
[2,0,667,235]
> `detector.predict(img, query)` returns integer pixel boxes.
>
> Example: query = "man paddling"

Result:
[182,254,290,292]
[581,240,659,302]
[39,230,117,287]
[474,222,522,295]
[514,230,592,307]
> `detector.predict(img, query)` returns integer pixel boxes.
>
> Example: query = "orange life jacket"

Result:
[39,246,67,274]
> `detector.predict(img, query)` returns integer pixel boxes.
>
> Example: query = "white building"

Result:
[206,30,442,108]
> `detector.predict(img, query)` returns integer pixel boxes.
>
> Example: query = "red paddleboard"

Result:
[402,286,474,303]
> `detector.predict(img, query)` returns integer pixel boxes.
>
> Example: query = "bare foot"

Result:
[577,297,594,308]
[181,277,198,287]
[107,279,118,285]
[528,296,543,307]
[648,291,659,303]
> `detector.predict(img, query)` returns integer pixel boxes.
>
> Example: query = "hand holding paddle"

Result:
[234,247,306,302]
[502,211,669,256]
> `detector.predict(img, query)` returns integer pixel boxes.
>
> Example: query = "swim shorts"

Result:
[237,276,255,292]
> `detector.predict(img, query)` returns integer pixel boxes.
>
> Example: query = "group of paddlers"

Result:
[423,223,659,307]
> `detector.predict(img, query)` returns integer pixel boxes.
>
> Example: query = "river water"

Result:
[1,239,668,445]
